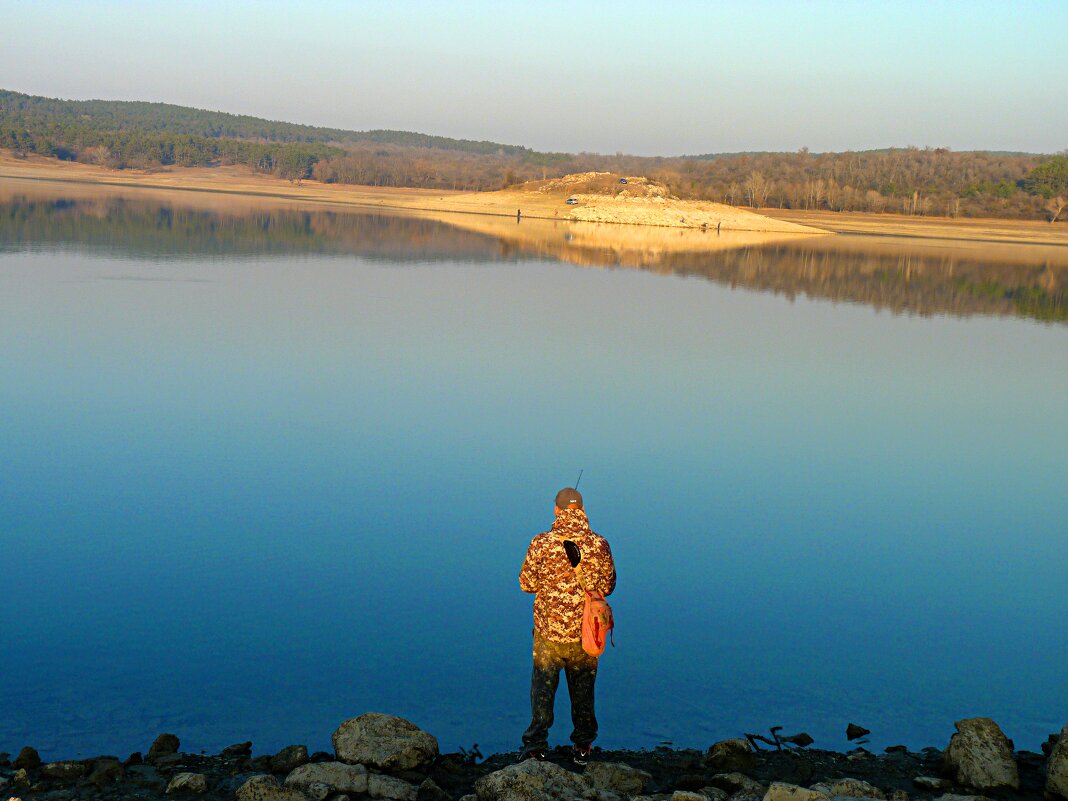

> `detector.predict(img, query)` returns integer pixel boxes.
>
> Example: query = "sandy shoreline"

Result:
[3,153,1068,248]
[0,153,814,236]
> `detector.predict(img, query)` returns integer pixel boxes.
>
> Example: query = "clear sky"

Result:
[2,0,1066,156]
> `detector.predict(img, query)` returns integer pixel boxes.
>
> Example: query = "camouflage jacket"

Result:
[519,509,616,643]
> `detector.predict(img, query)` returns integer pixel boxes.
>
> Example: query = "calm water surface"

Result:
[2,187,1066,760]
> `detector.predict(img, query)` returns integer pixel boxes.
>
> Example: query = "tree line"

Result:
[2,89,1065,220]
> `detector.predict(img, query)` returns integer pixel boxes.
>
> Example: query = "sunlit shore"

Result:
[1,151,820,237]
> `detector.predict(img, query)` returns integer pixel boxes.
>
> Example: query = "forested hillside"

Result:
[2,89,1065,220]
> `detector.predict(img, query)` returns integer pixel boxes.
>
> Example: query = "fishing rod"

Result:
[575,469,583,490]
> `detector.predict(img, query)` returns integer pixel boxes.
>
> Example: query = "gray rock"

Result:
[459,795,477,801]
[706,739,758,773]
[154,752,187,768]
[913,777,951,791]
[369,772,419,801]
[125,750,144,766]
[236,773,310,801]
[40,760,87,782]
[14,746,42,771]
[331,713,435,773]
[419,778,449,801]
[847,725,871,741]
[762,783,828,801]
[271,745,309,774]
[126,764,166,790]
[584,761,652,796]
[285,761,368,795]
[333,713,439,771]
[87,757,124,786]
[13,767,31,787]
[943,717,1019,792]
[0,776,9,792]
[813,780,885,799]
[700,789,729,801]
[223,742,254,758]
[148,733,181,761]
[674,793,711,801]
[474,759,590,801]
[1047,725,1068,800]
[890,791,909,801]
[166,772,208,794]
[709,774,765,795]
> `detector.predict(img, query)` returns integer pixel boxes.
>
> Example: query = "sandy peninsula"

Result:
[0,153,821,235]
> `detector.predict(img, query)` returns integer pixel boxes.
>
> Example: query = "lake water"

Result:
[2,183,1066,762]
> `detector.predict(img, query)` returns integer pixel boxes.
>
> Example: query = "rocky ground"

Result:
[2,715,1065,801]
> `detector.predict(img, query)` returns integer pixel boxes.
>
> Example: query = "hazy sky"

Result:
[3,0,1066,155]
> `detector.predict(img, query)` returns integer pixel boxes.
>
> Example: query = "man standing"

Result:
[519,487,616,765]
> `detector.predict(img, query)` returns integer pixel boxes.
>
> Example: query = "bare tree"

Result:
[744,171,771,208]
[1045,196,1066,223]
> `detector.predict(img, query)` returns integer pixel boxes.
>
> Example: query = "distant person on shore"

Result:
[518,487,616,765]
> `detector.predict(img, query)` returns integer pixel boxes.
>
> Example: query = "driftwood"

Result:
[745,726,814,751]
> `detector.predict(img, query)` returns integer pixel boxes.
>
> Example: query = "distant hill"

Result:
[0,89,532,156]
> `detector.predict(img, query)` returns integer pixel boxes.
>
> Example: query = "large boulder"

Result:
[333,713,439,771]
[1047,725,1068,800]
[761,783,827,801]
[706,739,758,773]
[474,759,590,801]
[585,761,652,796]
[148,733,181,761]
[236,774,311,801]
[271,745,309,774]
[14,746,42,771]
[674,793,711,801]
[943,718,1019,791]
[369,773,419,801]
[285,762,368,796]
[167,772,208,794]
[809,779,885,799]
[223,741,254,758]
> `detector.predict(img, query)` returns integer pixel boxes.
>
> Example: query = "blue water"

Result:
[1,193,1066,761]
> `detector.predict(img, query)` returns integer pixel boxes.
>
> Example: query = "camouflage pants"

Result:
[521,629,599,751]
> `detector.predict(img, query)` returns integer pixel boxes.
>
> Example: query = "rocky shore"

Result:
[3,714,1066,801]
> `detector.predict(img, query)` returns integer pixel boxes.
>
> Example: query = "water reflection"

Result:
[1,182,1065,323]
